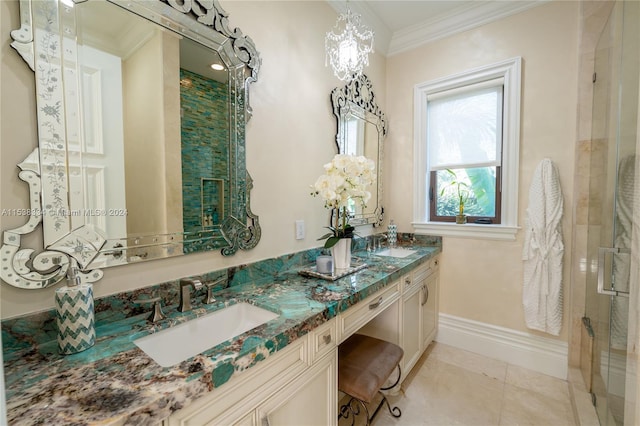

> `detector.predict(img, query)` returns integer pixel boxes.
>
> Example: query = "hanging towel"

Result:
[522,158,564,335]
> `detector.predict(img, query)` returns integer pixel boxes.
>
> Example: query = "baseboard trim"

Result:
[436,313,568,379]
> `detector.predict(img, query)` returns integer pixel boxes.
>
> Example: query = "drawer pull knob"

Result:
[405,278,411,285]
[323,334,332,344]
[369,297,383,310]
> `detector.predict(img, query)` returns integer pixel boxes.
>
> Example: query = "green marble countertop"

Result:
[3,243,440,425]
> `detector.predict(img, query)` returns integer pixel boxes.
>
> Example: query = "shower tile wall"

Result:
[180,69,229,233]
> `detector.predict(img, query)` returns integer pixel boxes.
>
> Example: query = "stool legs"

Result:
[338,365,403,425]
[380,364,402,391]
[373,393,401,421]
[339,397,370,426]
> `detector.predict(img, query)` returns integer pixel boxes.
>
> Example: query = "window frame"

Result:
[413,57,521,240]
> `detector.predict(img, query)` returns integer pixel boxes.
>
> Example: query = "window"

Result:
[413,57,521,240]
[428,82,503,224]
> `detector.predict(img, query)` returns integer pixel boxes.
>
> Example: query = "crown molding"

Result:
[388,0,549,57]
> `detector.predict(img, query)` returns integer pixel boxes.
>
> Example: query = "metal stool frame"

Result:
[337,364,402,426]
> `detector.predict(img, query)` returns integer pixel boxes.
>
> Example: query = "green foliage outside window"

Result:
[436,167,496,217]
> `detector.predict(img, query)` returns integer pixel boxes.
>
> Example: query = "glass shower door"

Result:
[584,1,639,425]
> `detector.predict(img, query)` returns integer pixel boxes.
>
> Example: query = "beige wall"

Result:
[123,29,183,236]
[0,0,385,319]
[162,31,184,235]
[123,30,168,235]
[384,1,580,339]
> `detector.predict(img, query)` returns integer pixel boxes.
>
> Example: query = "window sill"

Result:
[412,222,519,241]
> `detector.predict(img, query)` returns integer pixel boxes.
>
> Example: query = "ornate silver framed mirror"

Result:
[2,0,261,289]
[331,74,387,227]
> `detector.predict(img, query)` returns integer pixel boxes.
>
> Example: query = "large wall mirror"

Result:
[331,74,387,226]
[2,0,261,289]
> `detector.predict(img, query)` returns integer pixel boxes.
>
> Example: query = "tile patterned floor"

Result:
[339,342,576,426]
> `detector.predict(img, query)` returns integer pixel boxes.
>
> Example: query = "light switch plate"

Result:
[295,220,305,240]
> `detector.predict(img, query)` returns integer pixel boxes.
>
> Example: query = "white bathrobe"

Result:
[522,159,564,336]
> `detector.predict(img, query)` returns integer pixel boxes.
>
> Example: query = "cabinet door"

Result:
[162,411,254,426]
[209,408,256,426]
[421,272,439,349]
[402,284,422,374]
[167,339,307,426]
[256,351,337,426]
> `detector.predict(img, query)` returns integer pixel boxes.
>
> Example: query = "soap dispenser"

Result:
[55,260,96,355]
[388,220,398,248]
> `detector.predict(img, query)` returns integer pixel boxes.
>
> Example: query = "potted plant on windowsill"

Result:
[441,169,470,224]
[311,154,376,270]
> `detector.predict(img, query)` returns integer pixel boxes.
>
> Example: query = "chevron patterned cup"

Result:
[55,284,96,355]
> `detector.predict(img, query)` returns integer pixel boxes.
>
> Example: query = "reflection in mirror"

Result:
[2,0,261,289]
[343,112,380,216]
[179,43,229,235]
[331,74,387,226]
[72,1,235,266]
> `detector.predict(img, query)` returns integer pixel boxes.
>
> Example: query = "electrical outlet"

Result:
[295,220,305,240]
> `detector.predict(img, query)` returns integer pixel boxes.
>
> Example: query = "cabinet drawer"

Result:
[413,257,438,284]
[310,318,337,364]
[338,281,401,342]
[401,274,415,293]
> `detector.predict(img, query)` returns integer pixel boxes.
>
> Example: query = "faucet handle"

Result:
[202,277,226,304]
[203,287,216,304]
[134,297,165,323]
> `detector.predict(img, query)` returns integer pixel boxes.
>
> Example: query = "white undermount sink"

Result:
[134,302,279,367]
[374,248,417,258]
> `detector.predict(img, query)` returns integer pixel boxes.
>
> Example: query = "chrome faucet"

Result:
[178,277,203,312]
[375,233,388,250]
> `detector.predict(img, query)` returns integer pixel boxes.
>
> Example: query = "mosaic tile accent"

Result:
[180,68,229,235]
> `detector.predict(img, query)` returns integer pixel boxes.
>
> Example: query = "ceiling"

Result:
[327,0,548,56]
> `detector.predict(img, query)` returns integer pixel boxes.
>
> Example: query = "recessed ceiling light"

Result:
[210,63,225,71]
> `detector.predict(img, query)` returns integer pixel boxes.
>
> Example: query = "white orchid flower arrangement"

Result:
[311,154,376,248]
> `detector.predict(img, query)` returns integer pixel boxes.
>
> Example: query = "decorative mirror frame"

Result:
[331,74,387,227]
[2,0,261,289]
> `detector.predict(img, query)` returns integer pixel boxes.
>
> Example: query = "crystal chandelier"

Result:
[325,6,374,82]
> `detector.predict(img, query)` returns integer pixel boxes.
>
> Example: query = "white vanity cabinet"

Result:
[401,256,440,374]
[401,272,422,373]
[255,351,337,426]
[164,254,440,425]
[166,319,338,426]
[421,258,439,349]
